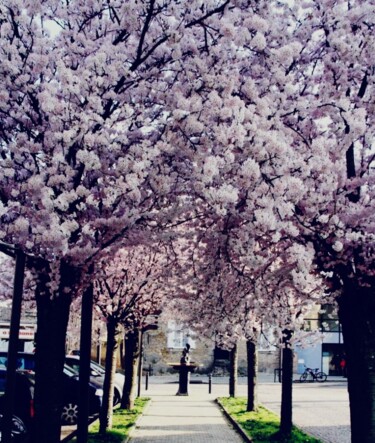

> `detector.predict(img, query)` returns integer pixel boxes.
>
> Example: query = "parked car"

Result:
[65,355,124,406]
[60,364,103,424]
[0,352,103,425]
[0,367,34,442]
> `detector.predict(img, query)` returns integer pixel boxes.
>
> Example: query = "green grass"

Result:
[70,398,150,443]
[218,397,322,443]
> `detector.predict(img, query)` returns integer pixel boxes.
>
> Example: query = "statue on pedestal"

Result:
[180,343,191,364]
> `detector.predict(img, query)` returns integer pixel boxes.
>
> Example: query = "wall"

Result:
[141,322,281,376]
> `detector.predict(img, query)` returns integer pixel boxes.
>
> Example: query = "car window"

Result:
[0,370,6,393]
[67,362,80,373]
[16,358,25,370]
[22,358,35,371]
[63,364,79,377]
[66,358,104,377]
[90,361,105,374]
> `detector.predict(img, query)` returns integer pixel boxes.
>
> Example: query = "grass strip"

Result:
[218,397,322,443]
[70,398,150,443]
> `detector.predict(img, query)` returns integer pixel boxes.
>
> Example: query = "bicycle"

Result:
[300,366,327,382]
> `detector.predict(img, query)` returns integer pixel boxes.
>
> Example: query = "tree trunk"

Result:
[246,339,258,411]
[99,319,121,433]
[280,331,293,437]
[121,329,140,410]
[137,332,144,398]
[338,283,375,443]
[77,283,94,443]
[33,261,78,443]
[229,342,238,398]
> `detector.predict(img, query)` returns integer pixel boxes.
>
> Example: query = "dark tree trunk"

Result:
[137,332,144,398]
[246,339,258,411]
[280,331,293,437]
[229,342,238,398]
[33,261,79,443]
[99,318,121,433]
[121,329,140,410]
[77,283,94,443]
[338,283,375,443]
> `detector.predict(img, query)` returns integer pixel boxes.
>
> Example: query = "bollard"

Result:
[208,373,212,394]
[145,371,149,391]
[274,368,282,383]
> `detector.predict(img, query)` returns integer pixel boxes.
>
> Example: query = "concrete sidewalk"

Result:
[129,383,245,443]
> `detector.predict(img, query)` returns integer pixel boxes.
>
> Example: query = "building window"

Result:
[167,320,195,349]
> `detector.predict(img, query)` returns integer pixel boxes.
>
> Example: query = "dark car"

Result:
[65,355,124,405]
[60,364,103,424]
[0,367,34,442]
[0,353,103,425]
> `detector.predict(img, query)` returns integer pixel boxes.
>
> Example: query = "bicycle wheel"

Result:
[300,372,308,382]
[316,372,327,382]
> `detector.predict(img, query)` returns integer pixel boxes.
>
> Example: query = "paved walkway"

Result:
[129,383,244,443]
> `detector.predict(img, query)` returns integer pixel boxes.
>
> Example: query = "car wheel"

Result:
[0,414,28,442]
[61,403,79,425]
[113,389,121,406]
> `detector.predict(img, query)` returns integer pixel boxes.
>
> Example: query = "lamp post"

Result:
[137,317,159,398]
[96,327,102,364]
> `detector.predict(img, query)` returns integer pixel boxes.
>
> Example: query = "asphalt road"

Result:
[257,381,350,443]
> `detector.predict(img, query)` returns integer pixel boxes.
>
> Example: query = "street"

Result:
[257,381,350,443]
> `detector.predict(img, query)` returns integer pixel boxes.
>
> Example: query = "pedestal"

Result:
[177,365,190,396]
[169,363,198,396]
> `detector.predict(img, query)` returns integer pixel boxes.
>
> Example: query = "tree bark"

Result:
[77,283,94,443]
[33,261,78,443]
[280,331,293,437]
[246,339,258,411]
[338,283,375,443]
[229,342,238,398]
[121,329,140,410]
[99,318,121,433]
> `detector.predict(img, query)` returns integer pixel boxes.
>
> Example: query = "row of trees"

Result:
[0,1,374,442]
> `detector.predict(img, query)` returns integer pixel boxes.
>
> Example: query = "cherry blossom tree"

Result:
[1,1,373,442]
[175,199,324,433]
[0,1,272,441]
[169,224,261,401]
[182,0,375,438]
[94,242,173,432]
[253,2,375,439]
[0,252,14,301]
[254,248,323,437]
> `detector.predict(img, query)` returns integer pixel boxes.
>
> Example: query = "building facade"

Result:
[295,305,345,375]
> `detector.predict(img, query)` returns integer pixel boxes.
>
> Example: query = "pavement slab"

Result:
[129,383,245,443]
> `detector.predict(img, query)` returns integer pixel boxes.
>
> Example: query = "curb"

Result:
[60,414,99,443]
[215,398,253,443]
[122,398,152,443]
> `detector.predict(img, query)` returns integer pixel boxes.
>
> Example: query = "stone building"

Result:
[140,319,280,376]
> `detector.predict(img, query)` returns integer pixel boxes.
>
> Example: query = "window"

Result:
[167,321,195,349]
